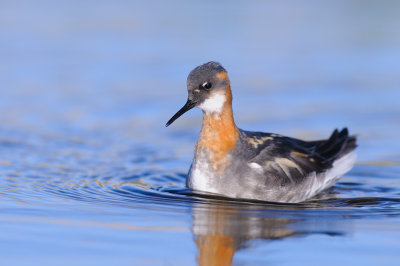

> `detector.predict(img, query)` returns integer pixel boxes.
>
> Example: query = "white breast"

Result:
[187,157,219,194]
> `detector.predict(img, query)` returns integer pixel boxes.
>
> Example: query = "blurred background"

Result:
[1,1,400,265]
[1,0,400,160]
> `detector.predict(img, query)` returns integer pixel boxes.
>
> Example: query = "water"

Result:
[1,1,400,265]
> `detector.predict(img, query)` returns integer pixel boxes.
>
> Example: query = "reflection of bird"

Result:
[192,204,296,266]
[166,62,357,203]
[191,202,350,265]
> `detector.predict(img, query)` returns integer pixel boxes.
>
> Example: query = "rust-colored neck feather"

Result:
[196,87,239,171]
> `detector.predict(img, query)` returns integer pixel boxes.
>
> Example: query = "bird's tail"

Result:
[316,128,357,163]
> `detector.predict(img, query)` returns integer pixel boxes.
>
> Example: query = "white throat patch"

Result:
[198,93,226,115]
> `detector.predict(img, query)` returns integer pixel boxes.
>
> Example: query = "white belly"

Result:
[186,151,357,203]
[187,159,220,194]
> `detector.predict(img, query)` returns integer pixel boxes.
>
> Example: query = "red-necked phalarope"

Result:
[166,61,357,203]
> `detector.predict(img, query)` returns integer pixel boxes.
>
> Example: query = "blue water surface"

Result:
[1,1,400,265]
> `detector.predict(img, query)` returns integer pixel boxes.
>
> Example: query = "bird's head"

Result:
[166,61,231,127]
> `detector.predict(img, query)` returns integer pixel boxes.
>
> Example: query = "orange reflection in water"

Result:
[192,203,296,266]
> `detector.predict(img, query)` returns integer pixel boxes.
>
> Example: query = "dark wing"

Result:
[243,128,357,186]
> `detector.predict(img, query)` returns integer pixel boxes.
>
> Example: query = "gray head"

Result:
[166,61,231,127]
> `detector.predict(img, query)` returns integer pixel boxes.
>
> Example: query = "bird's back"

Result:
[233,128,357,202]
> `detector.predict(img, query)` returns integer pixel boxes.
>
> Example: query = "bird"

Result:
[166,61,357,203]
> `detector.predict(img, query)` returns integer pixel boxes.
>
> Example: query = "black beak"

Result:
[165,99,196,127]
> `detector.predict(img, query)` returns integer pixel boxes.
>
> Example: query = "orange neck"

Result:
[196,89,239,171]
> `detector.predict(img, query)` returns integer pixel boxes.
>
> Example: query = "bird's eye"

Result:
[201,82,212,90]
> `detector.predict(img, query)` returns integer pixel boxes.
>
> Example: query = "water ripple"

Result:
[2,163,399,219]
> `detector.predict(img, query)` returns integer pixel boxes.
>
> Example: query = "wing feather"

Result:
[242,128,356,186]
